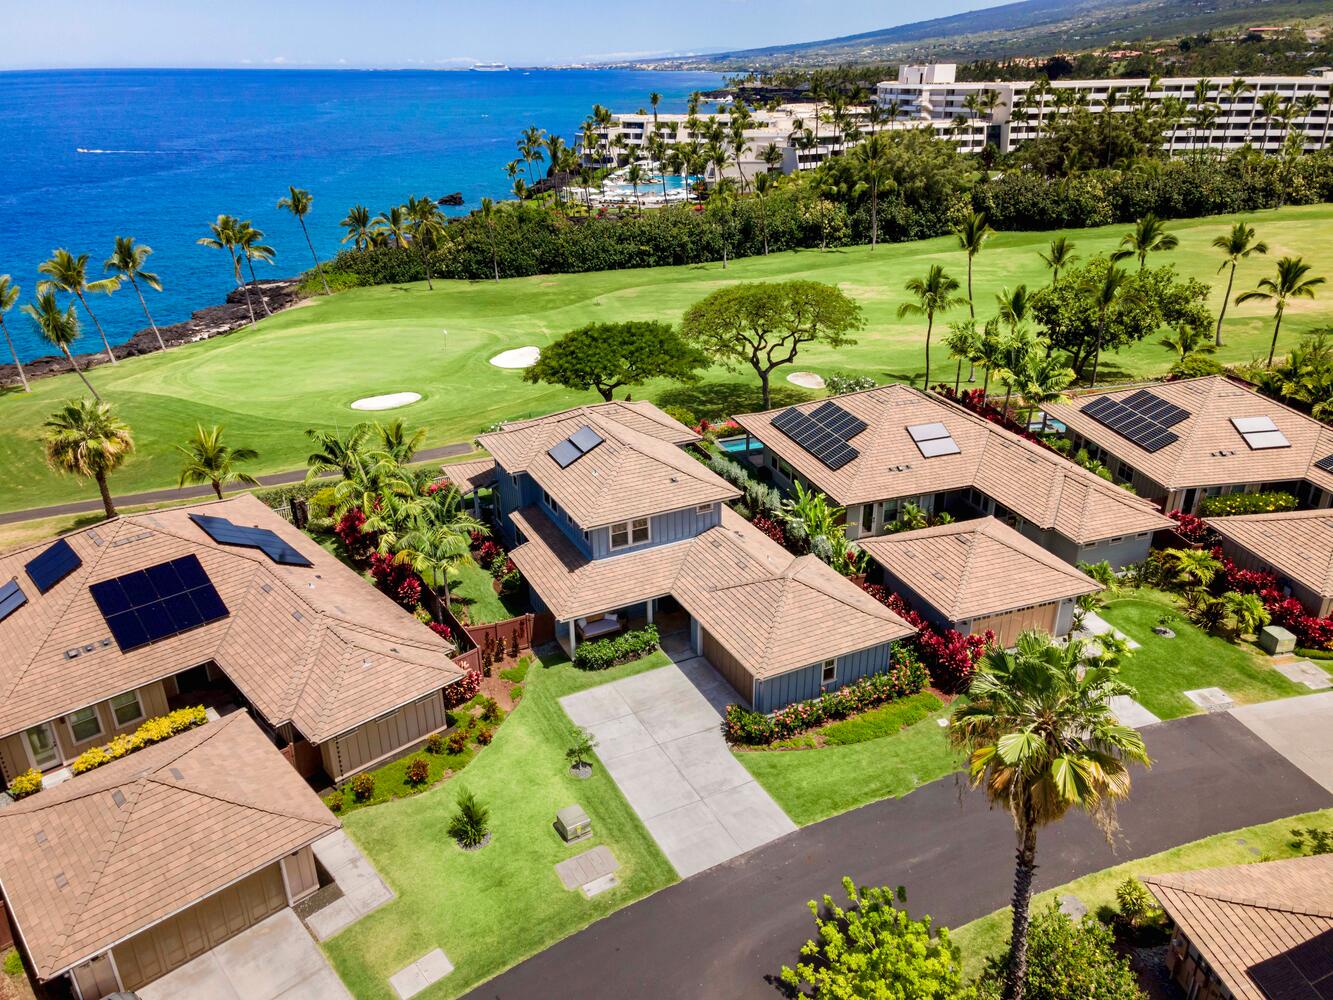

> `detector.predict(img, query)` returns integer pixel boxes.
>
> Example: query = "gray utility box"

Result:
[1259,625,1297,656]
[556,804,592,843]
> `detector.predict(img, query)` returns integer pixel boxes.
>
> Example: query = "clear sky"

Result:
[0,0,1008,70]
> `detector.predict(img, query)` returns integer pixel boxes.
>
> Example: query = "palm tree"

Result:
[753,171,776,256]
[1159,324,1217,360]
[1112,213,1178,270]
[1236,256,1326,367]
[197,215,256,326]
[405,196,445,290]
[43,398,135,518]
[392,487,485,614]
[1223,591,1270,638]
[278,186,331,296]
[0,276,28,391]
[995,285,1031,337]
[479,197,501,281]
[340,204,375,251]
[1162,547,1223,591]
[373,205,409,248]
[944,320,982,395]
[1224,78,1253,150]
[898,264,965,390]
[1039,237,1078,286]
[23,289,100,399]
[649,90,661,128]
[950,631,1149,1000]
[625,162,646,214]
[850,132,891,249]
[1211,222,1268,346]
[1020,353,1076,431]
[305,423,372,481]
[996,329,1038,418]
[37,249,120,364]
[176,424,260,499]
[374,418,427,465]
[236,222,276,316]
[956,211,994,323]
[1086,263,1133,386]
[707,179,738,269]
[104,237,166,351]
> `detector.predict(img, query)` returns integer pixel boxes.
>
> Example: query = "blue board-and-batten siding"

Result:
[586,504,720,559]
[752,640,897,713]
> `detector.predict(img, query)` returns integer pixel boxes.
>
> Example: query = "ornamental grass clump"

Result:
[448,788,490,849]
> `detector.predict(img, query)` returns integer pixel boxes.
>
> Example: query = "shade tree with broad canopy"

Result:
[521,320,707,401]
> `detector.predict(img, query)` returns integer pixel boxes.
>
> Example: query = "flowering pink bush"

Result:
[476,540,505,566]
[1213,551,1333,650]
[861,584,992,693]
[443,669,483,707]
[1168,511,1214,545]
[368,552,424,608]
[751,514,787,546]
[335,508,379,562]
[428,621,453,641]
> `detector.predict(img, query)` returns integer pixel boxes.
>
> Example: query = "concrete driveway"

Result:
[1231,691,1333,793]
[560,654,796,877]
[136,909,352,1000]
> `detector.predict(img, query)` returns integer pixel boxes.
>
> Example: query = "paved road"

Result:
[0,444,474,525]
[468,712,1333,1000]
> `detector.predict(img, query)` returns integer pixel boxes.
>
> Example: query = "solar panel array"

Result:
[0,580,27,624]
[771,402,867,471]
[189,513,313,567]
[90,554,229,652]
[1230,415,1291,451]
[25,539,82,594]
[547,425,604,469]
[907,422,961,458]
[1316,454,1333,474]
[1080,389,1190,454]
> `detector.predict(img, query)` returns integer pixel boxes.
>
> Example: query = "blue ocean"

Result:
[0,68,723,363]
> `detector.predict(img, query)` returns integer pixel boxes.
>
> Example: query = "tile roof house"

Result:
[1146,854,1333,1000]
[1207,508,1333,617]
[1045,375,1333,515]
[857,517,1103,647]
[733,384,1170,570]
[478,401,915,712]
[0,493,466,788]
[0,711,338,998]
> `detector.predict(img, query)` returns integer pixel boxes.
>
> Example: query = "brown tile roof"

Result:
[509,506,914,680]
[0,494,464,744]
[438,457,496,496]
[1146,855,1333,1000]
[478,404,737,528]
[1046,376,1333,494]
[733,384,1169,544]
[1206,508,1333,600]
[495,399,700,446]
[0,712,338,980]
[857,517,1102,621]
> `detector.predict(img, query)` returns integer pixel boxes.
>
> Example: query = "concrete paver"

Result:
[1231,691,1333,793]
[1109,694,1162,729]
[603,744,701,819]
[1273,659,1332,690]
[389,949,454,1000]
[1185,687,1235,712]
[306,830,395,941]
[555,845,620,890]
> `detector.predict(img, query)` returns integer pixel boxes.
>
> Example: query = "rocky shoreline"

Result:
[0,278,305,388]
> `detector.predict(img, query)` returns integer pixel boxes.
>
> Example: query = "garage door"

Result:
[701,628,754,705]
[112,864,287,991]
[970,602,1060,649]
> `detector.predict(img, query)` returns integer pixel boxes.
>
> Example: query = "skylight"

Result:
[1231,416,1290,450]
[907,422,960,458]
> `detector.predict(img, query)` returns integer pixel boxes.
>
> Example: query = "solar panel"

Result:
[25,539,82,594]
[907,422,951,443]
[569,426,604,454]
[0,580,27,623]
[90,554,229,652]
[1122,389,1190,427]
[1081,394,1184,454]
[1316,454,1333,474]
[770,406,863,470]
[547,440,581,468]
[917,437,962,458]
[189,514,314,568]
[809,401,868,440]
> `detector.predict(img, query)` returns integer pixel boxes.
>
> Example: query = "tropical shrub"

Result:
[862,584,993,692]
[6,768,42,800]
[443,668,483,707]
[780,878,963,999]
[425,732,446,754]
[447,728,469,754]
[350,772,375,802]
[573,625,660,670]
[478,696,502,723]
[1168,510,1213,545]
[1197,490,1298,517]
[824,372,878,395]
[404,756,430,786]
[1115,877,1163,929]
[448,788,490,848]
[70,706,209,775]
[475,727,493,745]
[565,728,598,770]
[326,790,344,812]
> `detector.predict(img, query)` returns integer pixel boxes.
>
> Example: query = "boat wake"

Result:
[76,148,174,155]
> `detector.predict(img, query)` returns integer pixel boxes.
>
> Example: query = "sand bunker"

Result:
[490,346,541,369]
[350,392,422,411]
[787,371,826,389]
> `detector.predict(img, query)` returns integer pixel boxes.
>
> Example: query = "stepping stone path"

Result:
[389,950,453,1000]
[555,845,620,893]
[1109,695,1161,729]
[1185,687,1235,712]
[1273,659,1333,690]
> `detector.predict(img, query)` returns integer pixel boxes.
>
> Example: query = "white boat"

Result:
[471,62,509,72]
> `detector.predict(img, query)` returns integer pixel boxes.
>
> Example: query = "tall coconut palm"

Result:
[391,486,485,613]
[197,215,255,326]
[1236,256,1326,367]
[850,132,891,249]
[625,162,646,215]
[37,249,120,364]
[898,264,965,390]
[996,328,1039,418]
[956,211,994,383]
[944,320,982,395]
[753,171,776,256]
[950,631,1149,1000]
[649,90,661,128]
[1211,222,1268,346]
[1038,237,1078,287]
[305,423,372,481]
[1256,91,1283,151]
[995,285,1031,337]
[236,222,276,316]
[104,237,166,351]
[340,204,375,251]
[374,418,427,466]
[707,179,738,269]
[373,205,409,248]
[1086,263,1132,386]
[277,186,331,296]
[405,196,445,290]
[1159,324,1217,360]
[176,424,260,499]
[479,197,501,281]
[1112,213,1178,270]
[23,289,100,399]
[1019,353,1076,431]
[0,275,28,391]
[43,398,135,518]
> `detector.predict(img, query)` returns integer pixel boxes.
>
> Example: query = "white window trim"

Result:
[609,517,651,551]
[23,721,60,771]
[110,690,145,729]
[66,705,104,745]
[821,658,838,686]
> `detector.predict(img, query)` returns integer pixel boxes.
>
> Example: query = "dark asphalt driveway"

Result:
[469,713,1333,1000]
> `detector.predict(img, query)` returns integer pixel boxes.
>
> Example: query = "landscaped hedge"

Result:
[70,706,208,775]
[6,768,42,800]
[254,480,333,510]
[1197,490,1299,517]
[723,654,928,746]
[573,625,660,671]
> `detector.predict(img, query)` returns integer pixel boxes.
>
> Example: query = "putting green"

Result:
[3,204,1333,516]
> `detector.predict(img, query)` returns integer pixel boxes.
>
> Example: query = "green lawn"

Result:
[736,697,962,825]
[5,205,1333,514]
[450,558,526,625]
[322,649,677,1000]
[1098,591,1308,719]
[950,808,1333,978]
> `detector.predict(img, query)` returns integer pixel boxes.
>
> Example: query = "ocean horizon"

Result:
[0,67,723,363]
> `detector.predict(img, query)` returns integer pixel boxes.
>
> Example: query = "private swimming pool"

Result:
[717,436,762,455]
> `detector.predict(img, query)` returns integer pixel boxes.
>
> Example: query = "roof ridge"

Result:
[141,771,337,830]
[949,527,983,619]
[1145,876,1333,921]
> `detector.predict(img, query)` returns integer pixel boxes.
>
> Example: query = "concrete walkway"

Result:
[138,910,352,1000]
[1073,611,1140,651]
[1231,691,1333,793]
[305,829,395,941]
[559,653,796,878]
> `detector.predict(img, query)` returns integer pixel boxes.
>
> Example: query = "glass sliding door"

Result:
[24,722,60,770]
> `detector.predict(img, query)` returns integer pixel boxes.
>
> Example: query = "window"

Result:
[541,489,560,515]
[110,690,144,728]
[67,706,102,743]
[821,659,838,685]
[696,503,713,515]
[861,503,874,533]
[610,517,650,550]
